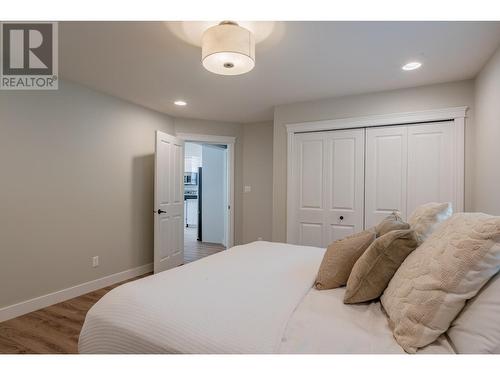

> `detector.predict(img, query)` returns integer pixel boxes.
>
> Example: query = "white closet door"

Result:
[292,133,325,247]
[325,129,365,243]
[407,121,454,215]
[289,129,364,247]
[365,126,408,227]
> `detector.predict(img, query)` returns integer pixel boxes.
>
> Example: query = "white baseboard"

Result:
[0,263,153,323]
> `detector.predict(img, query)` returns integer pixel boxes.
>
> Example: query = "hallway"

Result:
[184,227,225,264]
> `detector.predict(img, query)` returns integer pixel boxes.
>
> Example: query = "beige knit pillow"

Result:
[381,213,500,353]
[375,212,410,237]
[407,202,452,242]
[315,230,376,290]
[343,229,419,304]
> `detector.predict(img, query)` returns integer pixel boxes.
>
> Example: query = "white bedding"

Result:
[279,288,454,354]
[79,241,455,354]
[79,241,325,354]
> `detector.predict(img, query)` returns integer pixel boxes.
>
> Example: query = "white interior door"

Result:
[365,126,408,227]
[407,121,455,215]
[289,129,365,247]
[154,131,184,273]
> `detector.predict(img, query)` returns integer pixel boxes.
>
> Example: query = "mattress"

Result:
[79,241,455,354]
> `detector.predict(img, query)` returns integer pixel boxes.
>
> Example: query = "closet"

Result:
[287,114,465,248]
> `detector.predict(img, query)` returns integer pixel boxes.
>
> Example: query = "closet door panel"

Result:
[289,129,364,247]
[365,126,408,227]
[299,223,323,248]
[299,139,324,209]
[329,224,356,243]
[407,122,454,215]
[290,133,326,246]
[325,129,365,243]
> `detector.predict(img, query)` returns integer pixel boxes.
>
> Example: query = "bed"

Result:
[78,241,455,354]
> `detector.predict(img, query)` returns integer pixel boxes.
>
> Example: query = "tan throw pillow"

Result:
[381,213,500,353]
[375,211,410,237]
[407,202,452,241]
[344,229,419,304]
[315,230,376,290]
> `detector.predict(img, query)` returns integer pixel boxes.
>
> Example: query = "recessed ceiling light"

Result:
[174,100,187,106]
[402,62,422,71]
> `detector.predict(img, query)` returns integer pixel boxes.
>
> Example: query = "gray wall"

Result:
[0,81,265,309]
[473,45,500,214]
[242,122,274,243]
[272,80,475,242]
[0,80,175,308]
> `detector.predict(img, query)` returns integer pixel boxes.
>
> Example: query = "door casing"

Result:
[176,133,235,249]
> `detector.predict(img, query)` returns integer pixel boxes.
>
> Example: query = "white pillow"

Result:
[407,202,452,242]
[381,212,500,353]
[447,270,500,353]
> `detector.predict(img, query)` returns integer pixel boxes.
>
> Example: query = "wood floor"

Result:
[0,231,225,354]
[184,226,226,264]
[0,274,149,354]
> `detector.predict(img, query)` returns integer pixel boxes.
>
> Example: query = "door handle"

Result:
[155,209,166,214]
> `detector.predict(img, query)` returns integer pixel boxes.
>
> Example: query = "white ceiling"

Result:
[60,21,500,123]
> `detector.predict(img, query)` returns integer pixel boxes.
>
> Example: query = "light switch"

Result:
[244,186,251,193]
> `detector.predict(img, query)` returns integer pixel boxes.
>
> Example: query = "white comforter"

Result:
[79,241,455,354]
[79,241,325,354]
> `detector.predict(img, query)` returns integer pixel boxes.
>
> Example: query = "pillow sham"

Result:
[343,229,419,304]
[315,230,376,290]
[407,202,452,241]
[447,270,500,354]
[381,213,500,353]
[375,211,409,237]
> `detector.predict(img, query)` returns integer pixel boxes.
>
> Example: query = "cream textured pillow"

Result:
[315,230,376,290]
[381,213,500,353]
[407,202,452,241]
[343,229,419,304]
[375,212,410,237]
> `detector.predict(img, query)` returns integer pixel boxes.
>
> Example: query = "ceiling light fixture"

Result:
[174,100,187,106]
[402,61,422,71]
[201,21,255,76]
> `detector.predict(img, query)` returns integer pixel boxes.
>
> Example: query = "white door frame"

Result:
[286,106,468,244]
[176,132,236,248]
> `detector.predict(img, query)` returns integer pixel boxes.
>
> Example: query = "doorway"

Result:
[181,134,234,263]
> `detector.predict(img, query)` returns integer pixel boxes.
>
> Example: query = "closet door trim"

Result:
[286,106,467,133]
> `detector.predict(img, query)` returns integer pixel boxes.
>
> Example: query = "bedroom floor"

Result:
[0,274,151,354]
